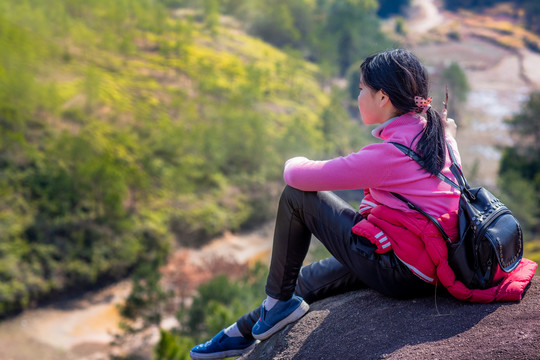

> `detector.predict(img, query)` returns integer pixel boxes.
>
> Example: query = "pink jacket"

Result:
[355,203,537,302]
[284,113,537,302]
[284,113,461,218]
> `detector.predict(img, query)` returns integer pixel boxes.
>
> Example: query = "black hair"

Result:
[360,49,446,175]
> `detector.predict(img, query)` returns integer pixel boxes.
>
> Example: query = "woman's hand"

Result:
[442,109,457,138]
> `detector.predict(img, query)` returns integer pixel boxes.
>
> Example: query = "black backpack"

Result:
[391,141,523,290]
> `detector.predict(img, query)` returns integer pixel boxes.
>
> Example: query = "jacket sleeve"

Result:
[283,144,397,191]
[352,218,393,254]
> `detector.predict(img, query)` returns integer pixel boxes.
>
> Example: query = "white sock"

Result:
[223,322,244,338]
[264,295,279,311]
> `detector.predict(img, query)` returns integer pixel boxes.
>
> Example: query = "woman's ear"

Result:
[378,90,390,108]
[378,90,399,117]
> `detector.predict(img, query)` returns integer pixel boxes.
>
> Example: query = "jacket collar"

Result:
[371,113,425,140]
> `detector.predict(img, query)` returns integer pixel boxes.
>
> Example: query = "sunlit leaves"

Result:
[0,0,372,316]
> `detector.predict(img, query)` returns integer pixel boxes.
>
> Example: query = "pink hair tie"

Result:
[414,96,432,113]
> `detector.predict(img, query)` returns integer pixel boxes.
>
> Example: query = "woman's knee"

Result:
[281,185,306,201]
[279,185,310,213]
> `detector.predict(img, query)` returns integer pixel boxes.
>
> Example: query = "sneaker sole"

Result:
[252,300,309,340]
[189,341,258,360]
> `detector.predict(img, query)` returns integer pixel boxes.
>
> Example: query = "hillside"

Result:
[0,0,371,315]
[2,2,540,359]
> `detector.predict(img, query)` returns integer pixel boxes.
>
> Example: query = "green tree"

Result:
[249,0,301,47]
[115,222,172,350]
[505,92,540,153]
[178,263,267,341]
[203,0,220,35]
[119,262,171,334]
[154,329,194,360]
[394,16,407,35]
[0,0,378,316]
[441,62,470,121]
[324,0,387,75]
[499,91,540,236]
[497,170,539,237]
[524,0,540,34]
[321,87,370,157]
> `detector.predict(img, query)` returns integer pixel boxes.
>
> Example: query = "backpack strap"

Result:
[390,142,460,190]
[445,140,476,200]
[389,141,457,242]
[390,191,451,242]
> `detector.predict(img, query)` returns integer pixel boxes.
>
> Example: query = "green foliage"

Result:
[153,262,267,358]
[180,0,393,76]
[155,329,195,360]
[499,91,540,237]
[324,0,390,75]
[320,88,372,157]
[119,248,172,333]
[505,92,540,153]
[180,263,267,341]
[394,17,408,35]
[0,0,378,315]
[27,123,141,221]
[203,0,220,36]
[306,238,333,264]
[497,171,540,238]
[249,0,302,48]
[441,62,470,120]
[524,238,540,264]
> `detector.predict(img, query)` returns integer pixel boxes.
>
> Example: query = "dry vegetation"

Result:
[402,3,540,53]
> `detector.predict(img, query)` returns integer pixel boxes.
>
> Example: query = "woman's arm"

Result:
[283,145,393,191]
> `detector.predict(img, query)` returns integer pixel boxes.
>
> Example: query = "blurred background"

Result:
[0,0,539,359]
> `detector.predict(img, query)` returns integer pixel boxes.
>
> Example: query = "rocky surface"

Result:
[241,278,539,360]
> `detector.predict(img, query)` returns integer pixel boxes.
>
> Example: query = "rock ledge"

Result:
[241,278,539,360]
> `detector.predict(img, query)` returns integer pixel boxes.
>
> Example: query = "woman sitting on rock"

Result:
[190,48,537,360]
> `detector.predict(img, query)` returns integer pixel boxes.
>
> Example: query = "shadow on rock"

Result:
[242,279,539,360]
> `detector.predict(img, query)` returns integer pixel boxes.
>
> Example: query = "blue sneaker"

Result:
[190,330,257,360]
[251,295,309,340]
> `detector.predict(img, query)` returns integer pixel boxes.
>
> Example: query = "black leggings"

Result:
[237,186,433,339]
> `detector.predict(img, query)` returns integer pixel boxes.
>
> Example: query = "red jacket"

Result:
[352,194,537,303]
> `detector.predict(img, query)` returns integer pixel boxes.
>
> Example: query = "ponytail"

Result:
[415,107,446,175]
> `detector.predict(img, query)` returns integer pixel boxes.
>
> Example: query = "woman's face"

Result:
[357,78,382,125]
